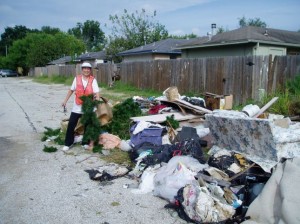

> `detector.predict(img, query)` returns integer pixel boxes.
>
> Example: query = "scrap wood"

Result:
[254,97,279,118]
[160,99,187,115]
[166,120,178,142]
[205,92,224,98]
[174,99,213,114]
[160,99,212,115]
[228,163,256,182]
[131,112,201,123]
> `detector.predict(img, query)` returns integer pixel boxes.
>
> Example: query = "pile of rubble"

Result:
[82,87,300,223]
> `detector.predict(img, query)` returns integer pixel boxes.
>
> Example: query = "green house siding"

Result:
[254,44,286,56]
[182,43,289,59]
[182,44,255,58]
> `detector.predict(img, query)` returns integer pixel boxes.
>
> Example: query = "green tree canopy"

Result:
[0,25,33,56]
[5,32,85,74]
[106,9,169,62]
[68,20,106,51]
[168,33,198,39]
[238,16,267,28]
[40,26,62,35]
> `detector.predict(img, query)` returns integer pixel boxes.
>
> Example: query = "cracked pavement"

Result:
[0,77,187,224]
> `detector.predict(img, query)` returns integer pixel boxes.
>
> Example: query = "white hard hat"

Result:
[81,62,92,68]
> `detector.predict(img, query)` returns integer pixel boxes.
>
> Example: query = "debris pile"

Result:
[57,87,300,223]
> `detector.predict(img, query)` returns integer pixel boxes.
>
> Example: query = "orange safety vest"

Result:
[75,74,94,105]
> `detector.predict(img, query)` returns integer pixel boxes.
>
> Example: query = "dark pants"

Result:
[64,112,82,146]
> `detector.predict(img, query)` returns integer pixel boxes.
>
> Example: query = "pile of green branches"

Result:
[103,98,142,139]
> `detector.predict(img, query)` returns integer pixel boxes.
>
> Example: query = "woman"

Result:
[61,62,100,151]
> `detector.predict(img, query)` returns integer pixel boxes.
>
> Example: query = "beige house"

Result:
[176,26,300,59]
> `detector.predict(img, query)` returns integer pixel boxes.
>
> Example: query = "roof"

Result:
[47,56,73,65]
[117,38,189,56]
[76,50,107,61]
[177,26,300,49]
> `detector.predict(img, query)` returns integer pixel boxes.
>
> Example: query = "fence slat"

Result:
[30,55,300,105]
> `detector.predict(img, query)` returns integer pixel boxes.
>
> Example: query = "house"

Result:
[76,50,109,66]
[47,55,74,65]
[117,38,189,62]
[47,51,109,67]
[176,26,300,59]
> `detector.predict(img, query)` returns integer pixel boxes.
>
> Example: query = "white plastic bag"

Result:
[153,156,205,203]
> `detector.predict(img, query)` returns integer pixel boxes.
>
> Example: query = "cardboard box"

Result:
[204,93,233,110]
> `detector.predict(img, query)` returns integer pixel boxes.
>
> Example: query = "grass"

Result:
[100,81,162,103]
[34,75,162,103]
[37,74,300,164]
[34,75,74,86]
[100,148,134,166]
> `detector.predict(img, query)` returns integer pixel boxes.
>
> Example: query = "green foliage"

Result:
[260,75,300,116]
[103,98,142,139]
[238,16,267,28]
[289,98,300,115]
[261,89,290,115]
[162,114,179,129]
[68,20,106,51]
[40,26,61,35]
[286,75,300,95]
[216,26,229,34]
[41,127,65,145]
[6,32,85,71]
[41,127,61,141]
[0,25,32,56]
[43,145,58,153]
[93,144,103,153]
[101,148,133,166]
[168,33,198,39]
[106,9,168,62]
[111,81,161,97]
[80,95,102,144]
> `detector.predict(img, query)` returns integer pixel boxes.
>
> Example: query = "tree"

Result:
[168,33,198,39]
[106,9,169,62]
[68,20,106,51]
[216,26,229,34]
[238,16,267,28]
[0,25,32,56]
[6,32,85,74]
[40,26,62,35]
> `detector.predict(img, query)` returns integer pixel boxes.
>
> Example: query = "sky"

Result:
[1,0,300,37]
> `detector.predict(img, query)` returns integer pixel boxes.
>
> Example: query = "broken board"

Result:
[130,112,202,123]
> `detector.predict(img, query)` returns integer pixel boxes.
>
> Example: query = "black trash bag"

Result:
[85,169,116,182]
[142,144,176,166]
[230,165,271,186]
[141,139,206,166]
[234,181,266,218]
[174,139,206,164]
[129,142,163,162]
[207,155,236,177]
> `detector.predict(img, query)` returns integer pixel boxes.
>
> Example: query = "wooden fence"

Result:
[30,55,300,105]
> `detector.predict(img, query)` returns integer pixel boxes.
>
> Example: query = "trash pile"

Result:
[72,87,300,223]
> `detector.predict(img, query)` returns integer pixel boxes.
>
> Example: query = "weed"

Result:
[41,127,65,145]
[100,148,133,166]
[43,145,58,153]
[287,74,300,95]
